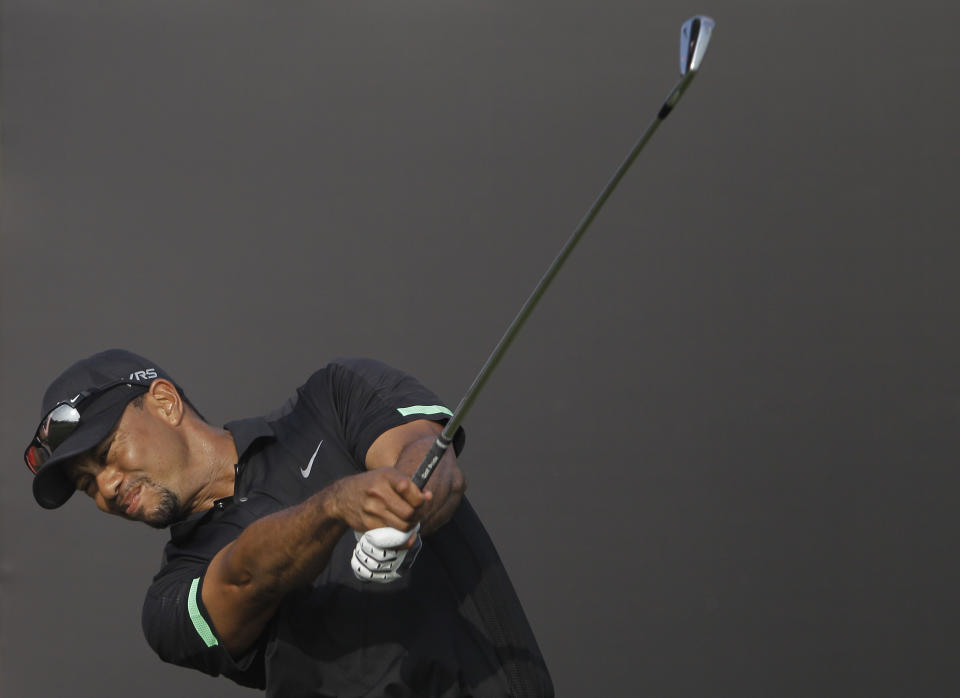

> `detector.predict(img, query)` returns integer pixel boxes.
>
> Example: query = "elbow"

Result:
[215,541,285,605]
[233,548,282,599]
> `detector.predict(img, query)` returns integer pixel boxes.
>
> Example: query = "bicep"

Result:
[365,419,446,470]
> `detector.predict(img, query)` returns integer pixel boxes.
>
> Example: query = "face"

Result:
[65,399,189,528]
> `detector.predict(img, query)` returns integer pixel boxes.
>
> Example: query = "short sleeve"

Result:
[315,358,465,466]
[142,562,266,689]
[141,495,283,689]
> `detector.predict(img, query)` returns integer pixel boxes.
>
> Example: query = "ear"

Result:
[147,378,185,426]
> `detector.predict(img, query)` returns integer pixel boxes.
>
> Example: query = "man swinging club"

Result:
[24,349,553,696]
[24,15,715,697]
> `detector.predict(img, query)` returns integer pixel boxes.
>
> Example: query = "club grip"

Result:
[411,434,453,489]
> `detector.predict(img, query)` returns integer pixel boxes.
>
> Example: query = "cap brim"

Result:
[32,385,147,509]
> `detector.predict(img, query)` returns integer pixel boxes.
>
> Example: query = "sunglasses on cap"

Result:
[23,380,139,475]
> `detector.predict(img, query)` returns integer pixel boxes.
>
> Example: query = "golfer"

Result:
[25,349,553,697]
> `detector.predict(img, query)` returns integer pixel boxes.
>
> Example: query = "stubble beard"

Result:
[142,481,184,529]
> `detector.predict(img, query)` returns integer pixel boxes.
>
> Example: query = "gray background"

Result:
[2,1,958,696]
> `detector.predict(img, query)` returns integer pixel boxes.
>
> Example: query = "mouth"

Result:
[120,483,142,517]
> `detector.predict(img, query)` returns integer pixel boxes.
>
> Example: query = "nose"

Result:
[96,466,123,502]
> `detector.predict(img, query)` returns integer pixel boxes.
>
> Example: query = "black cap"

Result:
[31,349,184,509]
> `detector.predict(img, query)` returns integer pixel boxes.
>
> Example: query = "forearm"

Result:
[216,486,346,597]
[204,467,424,654]
[392,436,465,534]
[204,487,347,653]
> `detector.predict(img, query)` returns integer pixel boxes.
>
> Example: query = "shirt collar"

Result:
[168,417,274,543]
[225,417,275,459]
[169,503,220,543]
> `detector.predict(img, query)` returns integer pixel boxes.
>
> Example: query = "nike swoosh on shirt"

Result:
[301,440,323,478]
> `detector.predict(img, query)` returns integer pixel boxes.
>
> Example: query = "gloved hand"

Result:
[351,523,422,583]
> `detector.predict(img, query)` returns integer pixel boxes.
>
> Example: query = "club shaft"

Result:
[411,70,699,489]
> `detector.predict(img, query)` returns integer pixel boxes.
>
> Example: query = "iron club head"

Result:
[680,16,715,75]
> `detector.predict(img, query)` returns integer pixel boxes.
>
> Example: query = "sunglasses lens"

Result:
[24,404,81,473]
[24,443,49,473]
[41,404,81,447]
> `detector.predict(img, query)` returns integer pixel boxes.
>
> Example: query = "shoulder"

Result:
[329,356,392,371]
[326,357,407,383]
[297,357,417,401]
[295,357,387,388]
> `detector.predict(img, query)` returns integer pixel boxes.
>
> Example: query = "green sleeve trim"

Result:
[188,577,219,648]
[397,405,453,418]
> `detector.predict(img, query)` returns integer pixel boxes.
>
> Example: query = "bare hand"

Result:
[330,468,431,532]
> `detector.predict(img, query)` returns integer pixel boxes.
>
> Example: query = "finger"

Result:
[354,548,397,572]
[391,477,427,508]
[353,554,398,581]
[361,494,415,529]
[357,546,397,567]
[359,536,400,561]
[352,546,405,582]
[366,476,420,513]
[383,492,418,520]
[354,542,405,570]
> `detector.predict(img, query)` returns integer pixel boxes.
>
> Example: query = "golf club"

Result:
[411,15,716,489]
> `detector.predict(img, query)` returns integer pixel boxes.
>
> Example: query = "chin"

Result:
[140,486,183,529]
[140,506,177,529]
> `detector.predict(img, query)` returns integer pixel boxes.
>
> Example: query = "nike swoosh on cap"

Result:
[301,440,323,478]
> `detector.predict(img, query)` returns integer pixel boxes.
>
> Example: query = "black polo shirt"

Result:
[142,358,553,697]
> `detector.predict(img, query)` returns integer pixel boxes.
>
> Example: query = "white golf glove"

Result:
[351,523,422,583]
